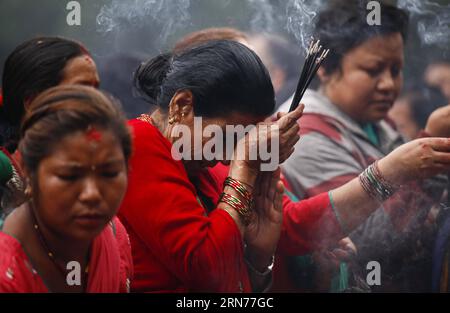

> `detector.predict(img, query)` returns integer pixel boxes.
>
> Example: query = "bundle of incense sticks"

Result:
[289,39,330,112]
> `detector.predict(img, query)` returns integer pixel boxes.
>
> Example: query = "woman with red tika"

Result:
[0,86,133,292]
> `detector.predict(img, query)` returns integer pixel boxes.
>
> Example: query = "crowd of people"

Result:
[0,0,450,293]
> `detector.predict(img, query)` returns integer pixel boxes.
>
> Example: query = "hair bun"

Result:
[133,53,172,106]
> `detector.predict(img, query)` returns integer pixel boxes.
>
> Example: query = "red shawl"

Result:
[0,217,133,293]
[118,119,251,293]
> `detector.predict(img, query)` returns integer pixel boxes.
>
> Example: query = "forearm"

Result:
[330,177,381,234]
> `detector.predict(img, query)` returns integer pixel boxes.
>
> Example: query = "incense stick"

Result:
[289,39,330,112]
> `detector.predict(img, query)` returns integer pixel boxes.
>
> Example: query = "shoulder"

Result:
[128,118,160,137]
[127,118,179,166]
[111,217,133,293]
[111,217,131,250]
[128,118,168,145]
[300,113,343,142]
[0,232,46,292]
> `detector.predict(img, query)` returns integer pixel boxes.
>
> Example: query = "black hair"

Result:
[0,36,89,152]
[19,85,131,175]
[134,40,275,117]
[314,0,409,75]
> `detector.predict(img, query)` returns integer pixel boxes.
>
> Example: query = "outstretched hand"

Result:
[378,137,450,186]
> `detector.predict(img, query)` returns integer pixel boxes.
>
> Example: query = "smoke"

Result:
[93,0,449,58]
[285,0,324,53]
[247,0,277,32]
[96,0,191,44]
[397,0,450,50]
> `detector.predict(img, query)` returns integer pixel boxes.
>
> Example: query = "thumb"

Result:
[277,103,304,130]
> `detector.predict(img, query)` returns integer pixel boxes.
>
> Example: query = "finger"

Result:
[283,134,300,150]
[280,122,300,141]
[425,137,450,152]
[269,168,282,201]
[332,249,353,262]
[279,147,295,164]
[276,125,300,157]
[432,150,450,164]
[276,112,287,120]
[268,176,277,203]
[324,252,341,269]
[274,181,284,212]
[261,172,271,200]
[277,103,304,130]
[253,173,263,197]
[290,103,305,120]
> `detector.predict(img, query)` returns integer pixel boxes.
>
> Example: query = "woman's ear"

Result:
[168,90,194,123]
[18,162,33,198]
[317,67,331,85]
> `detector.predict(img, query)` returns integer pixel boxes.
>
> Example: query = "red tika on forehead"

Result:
[84,56,94,65]
[86,126,102,142]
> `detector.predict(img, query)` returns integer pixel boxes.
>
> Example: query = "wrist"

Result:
[220,177,255,227]
[229,161,258,188]
[359,160,400,202]
[377,157,403,186]
[245,247,275,273]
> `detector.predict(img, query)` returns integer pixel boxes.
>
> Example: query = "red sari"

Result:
[0,217,133,293]
[209,163,345,291]
[118,119,251,293]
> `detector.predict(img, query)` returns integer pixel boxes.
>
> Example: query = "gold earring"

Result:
[24,185,32,198]
[168,116,175,124]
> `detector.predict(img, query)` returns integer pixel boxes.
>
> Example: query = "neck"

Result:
[150,109,205,179]
[150,109,172,140]
[27,203,91,265]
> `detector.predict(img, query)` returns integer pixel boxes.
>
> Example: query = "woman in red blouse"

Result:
[0,85,133,292]
[118,40,306,292]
